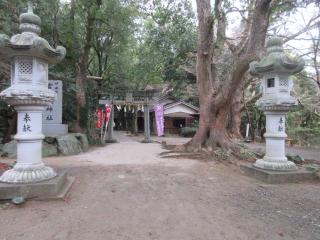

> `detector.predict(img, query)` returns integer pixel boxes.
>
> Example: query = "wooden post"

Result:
[143,104,151,143]
[134,107,138,135]
[106,103,117,143]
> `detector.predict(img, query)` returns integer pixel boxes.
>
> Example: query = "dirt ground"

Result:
[0,132,319,240]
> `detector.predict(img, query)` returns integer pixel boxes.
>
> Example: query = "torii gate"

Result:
[98,89,160,143]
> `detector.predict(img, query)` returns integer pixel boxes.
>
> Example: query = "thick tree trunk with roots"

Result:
[227,88,242,139]
[186,0,273,153]
[74,3,98,131]
[74,56,88,132]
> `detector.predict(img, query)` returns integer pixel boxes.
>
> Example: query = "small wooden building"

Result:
[99,90,199,137]
[151,95,199,135]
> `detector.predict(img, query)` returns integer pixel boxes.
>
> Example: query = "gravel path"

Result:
[0,132,319,240]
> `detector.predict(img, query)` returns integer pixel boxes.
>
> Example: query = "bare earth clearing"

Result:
[0,132,319,240]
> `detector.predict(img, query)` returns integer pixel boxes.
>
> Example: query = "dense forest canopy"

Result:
[0,0,319,148]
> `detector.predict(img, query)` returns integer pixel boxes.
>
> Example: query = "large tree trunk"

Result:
[74,56,88,132]
[227,87,242,139]
[186,0,214,150]
[186,0,272,152]
[74,4,96,131]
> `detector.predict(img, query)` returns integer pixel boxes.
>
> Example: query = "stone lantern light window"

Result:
[18,59,33,74]
[16,57,33,83]
[279,77,289,93]
[267,78,275,88]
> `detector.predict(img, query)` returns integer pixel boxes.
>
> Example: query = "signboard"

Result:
[154,104,164,136]
[43,80,62,124]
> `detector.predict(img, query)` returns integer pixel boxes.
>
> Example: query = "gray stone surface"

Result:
[42,142,58,157]
[1,134,89,158]
[57,134,83,155]
[0,170,74,200]
[73,133,89,152]
[43,123,68,137]
[240,164,319,183]
[1,140,17,158]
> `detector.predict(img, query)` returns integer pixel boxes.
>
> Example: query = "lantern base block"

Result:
[240,164,318,184]
[0,164,57,184]
[0,170,74,200]
[253,158,297,171]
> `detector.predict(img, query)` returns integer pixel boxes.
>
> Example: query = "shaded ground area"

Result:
[0,132,319,240]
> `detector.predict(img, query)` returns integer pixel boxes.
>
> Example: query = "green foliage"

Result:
[130,0,197,89]
[285,73,320,148]
[286,154,305,164]
[239,148,256,160]
[214,149,231,161]
[180,127,197,137]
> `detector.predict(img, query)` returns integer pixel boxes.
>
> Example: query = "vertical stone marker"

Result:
[0,1,66,183]
[42,80,68,136]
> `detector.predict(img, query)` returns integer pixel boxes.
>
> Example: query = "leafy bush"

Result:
[239,148,256,160]
[180,127,197,137]
[214,149,231,161]
[287,126,320,148]
[286,154,305,164]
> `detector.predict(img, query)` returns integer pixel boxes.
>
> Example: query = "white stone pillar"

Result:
[0,106,56,183]
[254,111,297,171]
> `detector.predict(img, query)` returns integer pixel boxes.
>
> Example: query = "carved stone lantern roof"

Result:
[249,36,304,76]
[0,1,65,64]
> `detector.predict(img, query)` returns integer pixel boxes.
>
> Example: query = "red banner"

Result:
[95,109,104,128]
[105,105,111,128]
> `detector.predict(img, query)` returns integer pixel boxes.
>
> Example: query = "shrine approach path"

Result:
[0,131,319,240]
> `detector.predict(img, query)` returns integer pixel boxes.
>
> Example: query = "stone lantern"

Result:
[0,2,66,183]
[249,36,304,171]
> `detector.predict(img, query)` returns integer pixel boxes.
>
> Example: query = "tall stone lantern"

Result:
[249,37,304,171]
[0,1,66,183]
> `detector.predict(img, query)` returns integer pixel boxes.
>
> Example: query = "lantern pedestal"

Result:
[0,106,57,183]
[253,111,297,171]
